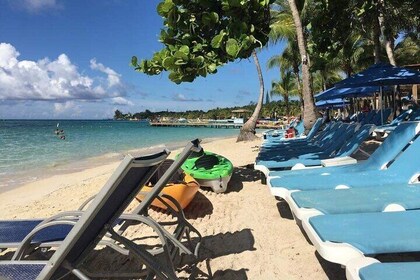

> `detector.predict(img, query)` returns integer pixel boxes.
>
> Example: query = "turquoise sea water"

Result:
[0,120,244,191]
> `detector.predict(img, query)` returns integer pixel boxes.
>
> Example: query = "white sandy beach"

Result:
[0,136,345,279]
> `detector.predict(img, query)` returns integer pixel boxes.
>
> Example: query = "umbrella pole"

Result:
[380,86,383,125]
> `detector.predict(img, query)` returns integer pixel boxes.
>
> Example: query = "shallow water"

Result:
[0,119,244,191]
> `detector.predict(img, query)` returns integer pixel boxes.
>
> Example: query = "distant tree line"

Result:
[113,100,301,121]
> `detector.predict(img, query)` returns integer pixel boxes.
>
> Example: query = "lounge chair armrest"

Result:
[118,214,196,257]
[12,220,78,260]
[38,211,84,226]
[77,195,97,211]
[321,156,357,167]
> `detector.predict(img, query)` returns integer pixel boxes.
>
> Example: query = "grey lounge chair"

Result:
[0,140,203,268]
[0,139,203,279]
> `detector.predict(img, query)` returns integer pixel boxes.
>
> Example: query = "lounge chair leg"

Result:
[261,174,267,185]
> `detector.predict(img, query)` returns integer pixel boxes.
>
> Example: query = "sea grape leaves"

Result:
[132,0,273,84]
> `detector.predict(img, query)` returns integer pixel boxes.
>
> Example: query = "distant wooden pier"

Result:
[150,122,243,128]
[149,122,280,129]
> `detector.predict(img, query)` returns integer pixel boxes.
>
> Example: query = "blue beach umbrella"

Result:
[334,63,420,124]
[315,98,349,109]
[315,86,382,101]
[334,63,420,88]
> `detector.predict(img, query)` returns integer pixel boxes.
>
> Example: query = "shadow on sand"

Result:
[199,228,255,279]
[226,165,262,193]
[276,199,294,220]
[315,252,346,280]
[183,192,214,220]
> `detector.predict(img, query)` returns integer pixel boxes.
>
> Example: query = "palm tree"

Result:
[237,50,265,142]
[286,0,318,132]
[270,69,299,118]
[268,1,305,116]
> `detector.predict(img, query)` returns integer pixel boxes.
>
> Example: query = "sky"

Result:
[0,0,285,119]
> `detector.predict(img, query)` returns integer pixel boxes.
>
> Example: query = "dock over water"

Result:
[150,122,280,129]
[150,122,243,128]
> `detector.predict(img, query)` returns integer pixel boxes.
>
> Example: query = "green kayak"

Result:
[180,150,233,193]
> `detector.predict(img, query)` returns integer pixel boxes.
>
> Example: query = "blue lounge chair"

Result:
[260,120,336,149]
[346,257,420,280]
[302,209,420,267]
[257,122,348,160]
[370,108,392,126]
[381,108,420,135]
[373,109,413,137]
[255,124,373,176]
[288,183,420,220]
[268,122,420,199]
[268,121,420,179]
[262,118,323,145]
[0,140,203,279]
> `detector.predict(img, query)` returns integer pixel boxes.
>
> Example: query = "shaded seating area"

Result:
[256,122,420,279]
[266,121,420,199]
[254,62,420,280]
[255,121,376,178]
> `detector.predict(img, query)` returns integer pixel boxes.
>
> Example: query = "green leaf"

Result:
[208,63,217,72]
[131,56,138,67]
[173,50,188,60]
[157,0,174,16]
[226,38,240,56]
[193,56,204,65]
[202,12,219,26]
[179,45,190,55]
[168,72,182,84]
[162,57,176,69]
[210,33,225,48]
[210,12,219,23]
[175,59,188,65]
[228,0,241,7]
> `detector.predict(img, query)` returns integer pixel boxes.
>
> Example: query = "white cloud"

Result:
[173,93,202,102]
[11,0,62,13]
[111,97,134,106]
[0,43,130,104]
[90,58,121,87]
[54,101,76,113]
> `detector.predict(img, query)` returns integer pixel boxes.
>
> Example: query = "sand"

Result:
[0,136,345,279]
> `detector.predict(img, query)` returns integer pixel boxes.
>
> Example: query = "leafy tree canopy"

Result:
[131,0,273,84]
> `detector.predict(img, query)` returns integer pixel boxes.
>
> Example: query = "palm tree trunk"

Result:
[293,66,304,114]
[285,94,290,118]
[288,0,317,133]
[377,0,397,66]
[237,50,264,142]
[372,16,381,64]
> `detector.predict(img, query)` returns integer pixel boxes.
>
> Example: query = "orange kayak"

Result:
[136,173,199,210]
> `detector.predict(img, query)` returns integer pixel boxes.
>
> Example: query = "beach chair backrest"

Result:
[387,123,420,178]
[311,121,335,142]
[360,110,376,125]
[322,123,357,154]
[316,123,347,148]
[334,124,375,157]
[390,109,412,125]
[409,109,420,121]
[294,121,305,136]
[37,149,169,279]
[372,108,392,126]
[365,122,420,170]
[305,118,323,140]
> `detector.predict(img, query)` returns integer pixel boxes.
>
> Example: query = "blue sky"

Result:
[0,0,285,119]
